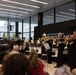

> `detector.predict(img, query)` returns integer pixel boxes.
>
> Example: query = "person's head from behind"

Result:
[2,53,29,75]
[13,45,19,51]
[72,68,76,75]
[54,67,67,75]
[29,50,39,68]
[54,65,72,75]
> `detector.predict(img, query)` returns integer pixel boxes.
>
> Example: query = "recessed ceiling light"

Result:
[0,8,28,14]
[0,11,23,16]
[2,0,40,8]
[30,0,48,5]
[0,4,33,11]
[0,13,20,17]
[69,9,75,12]
[60,11,75,16]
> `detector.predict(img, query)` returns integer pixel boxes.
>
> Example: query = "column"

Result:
[22,20,23,40]
[38,12,43,38]
[54,8,56,24]
[29,17,31,40]
[7,18,10,39]
[15,22,18,37]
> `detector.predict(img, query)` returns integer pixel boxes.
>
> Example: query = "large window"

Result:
[9,21,15,32]
[23,18,29,40]
[23,33,29,40]
[56,2,75,23]
[23,19,29,32]
[0,20,7,32]
[9,33,15,39]
[31,15,38,38]
[43,9,54,25]
[9,19,23,39]
[9,21,15,39]
[0,19,8,38]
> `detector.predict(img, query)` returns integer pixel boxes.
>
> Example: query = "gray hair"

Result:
[54,65,72,75]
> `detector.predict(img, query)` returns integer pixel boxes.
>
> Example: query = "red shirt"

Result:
[29,60,46,75]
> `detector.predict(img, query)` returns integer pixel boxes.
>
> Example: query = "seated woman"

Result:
[1,53,29,75]
[28,50,46,75]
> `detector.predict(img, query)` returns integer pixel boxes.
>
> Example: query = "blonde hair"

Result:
[72,68,76,75]
[29,50,39,68]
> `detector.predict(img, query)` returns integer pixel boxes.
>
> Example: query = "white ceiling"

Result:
[0,0,73,19]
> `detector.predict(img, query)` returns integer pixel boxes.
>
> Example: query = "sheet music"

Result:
[42,42,50,50]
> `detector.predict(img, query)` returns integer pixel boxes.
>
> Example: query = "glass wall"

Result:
[31,15,38,39]
[56,2,75,23]
[0,20,7,32]
[23,33,29,40]
[9,22,15,32]
[23,18,29,40]
[43,9,54,25]
[0,18,8,38]
[9,21,15,39]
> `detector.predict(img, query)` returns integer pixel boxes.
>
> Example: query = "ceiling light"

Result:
[30,0,48,5]
[0,11,23,16]
[56,14,74,19]
[0,8,28,14]
[2,0,40,8]
[0,13,20,17]
[60,11,75,16]
[0,4,33,11]
[69,9,75,12]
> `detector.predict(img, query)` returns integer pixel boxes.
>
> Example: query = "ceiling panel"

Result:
[0,0,73,19]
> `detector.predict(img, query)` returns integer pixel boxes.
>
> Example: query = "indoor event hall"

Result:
[0,0,75,75]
